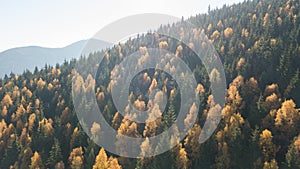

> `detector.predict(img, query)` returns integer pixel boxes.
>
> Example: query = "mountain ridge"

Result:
[0,39,110,77]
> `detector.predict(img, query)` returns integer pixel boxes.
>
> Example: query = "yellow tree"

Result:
[90,122,101,139]
[116,118,140,164]
[93,148,122,169]
[38,118,54,138]
[224,27,233,39]
[259,129,277,161]
[184,124,201,164]
[264,93,280,111]
[176,143,188,169]
[143,103,162,137]
[70,127,80,149]
[274,100,300,140]
[108,157,122,169]
[275,100,299,127]
[69,147,84,169]
[60,107,71,125]
[111,112,122,130]
[2,94,13,108]
[93,148,108,169]
[264,84,280,98]
[28,113,36,131]
[30,151,43,169]
[236,57,246,71]
[137,137,154,168]
[211,30,221,41]
[37,78,46,90]
[226,85,243,112]
[12,104,26,122]
[263,159,279,169]
[140,137,153,157]
[159,41,169,50]
[184,103,198,131]
[175,45,183,57]
[2,105,8,117]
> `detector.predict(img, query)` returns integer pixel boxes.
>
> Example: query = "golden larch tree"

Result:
[259,129,277,161]
[176,143,188,169]
[93,148,108,169]
[263,159,279,169]
[30,151,43,169]
[69,147,84,169]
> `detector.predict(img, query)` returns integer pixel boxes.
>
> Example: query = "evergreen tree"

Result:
[47,138,63,168]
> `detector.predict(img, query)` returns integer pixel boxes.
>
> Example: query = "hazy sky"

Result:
[0,0,243,52]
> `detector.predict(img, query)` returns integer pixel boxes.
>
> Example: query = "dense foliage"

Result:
[0,0,300,168]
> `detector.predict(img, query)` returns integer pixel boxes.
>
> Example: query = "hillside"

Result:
[0,0,300,168]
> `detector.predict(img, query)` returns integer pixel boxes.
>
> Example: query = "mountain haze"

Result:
[0,39,110,77]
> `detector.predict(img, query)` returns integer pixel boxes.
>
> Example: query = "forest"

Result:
[0,0,300,168]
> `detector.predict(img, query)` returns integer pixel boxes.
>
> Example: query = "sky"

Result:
[0,0,243,52]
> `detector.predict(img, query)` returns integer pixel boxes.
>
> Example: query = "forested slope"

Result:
[0,0,300,168]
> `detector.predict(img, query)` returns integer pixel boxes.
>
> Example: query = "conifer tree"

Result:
[30,151,44,169]
[47,138,63,168]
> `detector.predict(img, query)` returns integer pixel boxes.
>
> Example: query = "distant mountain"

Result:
[0,39,111,77]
